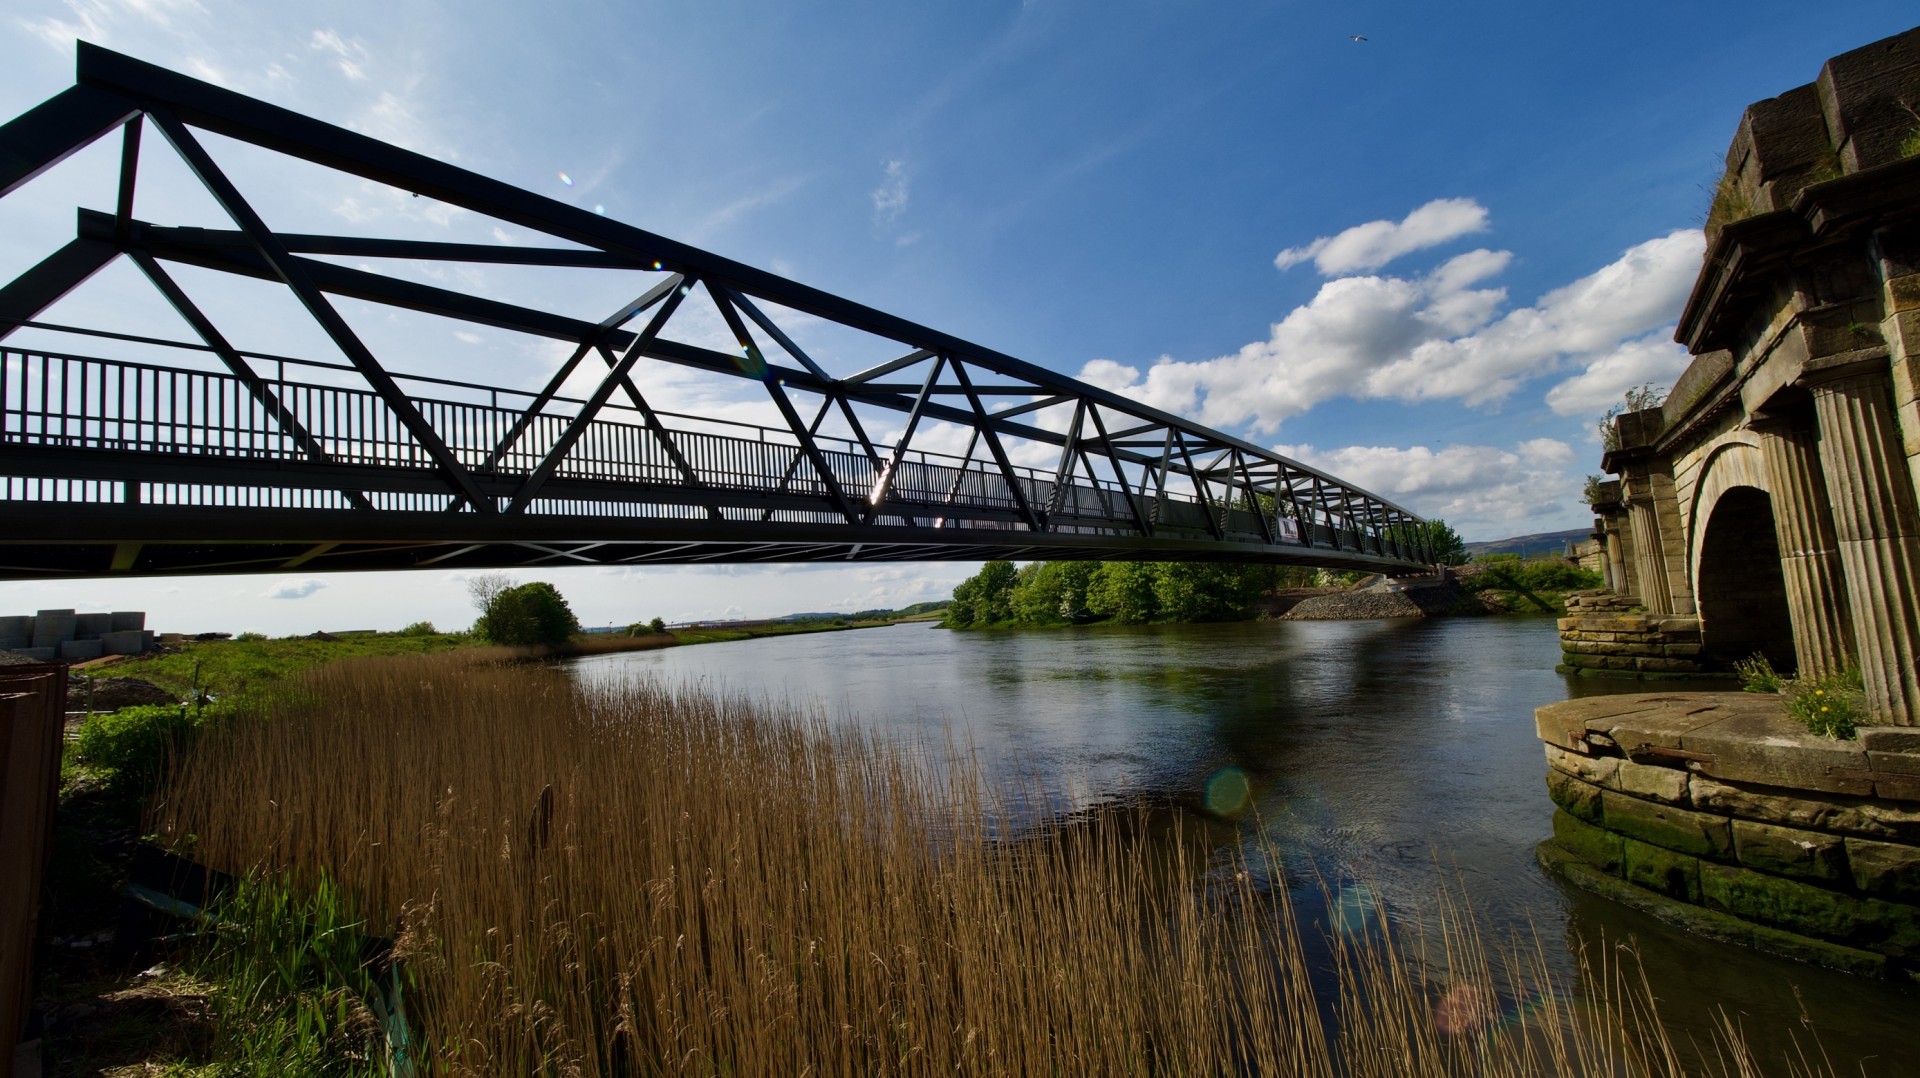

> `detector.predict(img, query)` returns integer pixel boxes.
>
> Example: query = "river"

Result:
[568,615,1917,1073]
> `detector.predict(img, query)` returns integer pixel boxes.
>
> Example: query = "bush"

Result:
[1787,666,1866,739]
[475,581,580,647]
[73,704,198,796]
[1733,653,1785,694]
[397,620,437,637]
[236,631,268,642]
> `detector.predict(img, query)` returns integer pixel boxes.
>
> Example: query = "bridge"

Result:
[0,45,1433,580]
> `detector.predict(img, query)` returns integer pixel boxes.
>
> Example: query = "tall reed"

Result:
[155,653,1839,1076]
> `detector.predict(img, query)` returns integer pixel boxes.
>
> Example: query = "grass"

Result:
[141,651,1854,1075]
[1731,653,1866,739]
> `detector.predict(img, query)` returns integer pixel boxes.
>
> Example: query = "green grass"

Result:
[103,631,477,701]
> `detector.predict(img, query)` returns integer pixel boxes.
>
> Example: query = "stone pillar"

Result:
[1627,494,1673,614]
[1808,366,1920,724]
[1753,411,1856,675]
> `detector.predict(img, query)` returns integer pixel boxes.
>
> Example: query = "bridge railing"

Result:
[1,345,1395,549]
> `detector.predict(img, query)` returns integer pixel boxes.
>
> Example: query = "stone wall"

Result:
[1556,597,1705,678]
[1536,692,1920,977]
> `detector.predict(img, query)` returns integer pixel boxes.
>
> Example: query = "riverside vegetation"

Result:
[64,648,1854,1074]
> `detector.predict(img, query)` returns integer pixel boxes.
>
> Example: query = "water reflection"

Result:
[568,615,1915,1071]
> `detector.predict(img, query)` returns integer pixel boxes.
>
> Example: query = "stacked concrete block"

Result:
[2,609,154,663]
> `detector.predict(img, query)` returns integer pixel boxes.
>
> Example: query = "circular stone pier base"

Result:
[1534,692,1920,979]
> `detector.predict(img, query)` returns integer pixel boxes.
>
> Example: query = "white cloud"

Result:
[1274,197,1489,275]
[871,160,909,226]
[266,578,327,599]
[1277,438,1580,539]
[21,0,205,50]
[1081,226,1704,433]
[1543,331,1692,418]
[309,28,369,81]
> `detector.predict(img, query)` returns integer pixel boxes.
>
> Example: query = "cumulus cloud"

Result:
[1080,225,1704,433]
[267,578,327,599]
[1274,198,1490,275]
[1277,438,1580,538]
[871,160,909,226]
[1543,331,1693,418]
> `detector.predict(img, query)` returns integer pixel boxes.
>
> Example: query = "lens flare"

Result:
[1203,767,1250,815]
[594,204,605,215]
[557,171,574,187]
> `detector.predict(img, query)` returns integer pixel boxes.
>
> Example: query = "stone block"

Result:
[1699,862,1920,958]
[1689,775,1920,842]
[1867,750,1920,777]
[1546,744,1620,787]
[30,614,76,648]
[1846,838,1920,901]
[1664,643,1703,657]
[1624,837,1701,901]
[1732,820,1848,883]
[1546,769,1604,823]
[1552,808,1624,874]
[109,611,145,632]
[1635,657,1700,673]
[1599,696,1740,751]
[1877,773,1920,801]
[73,613,112,637]
[1680,707,1873,796]
[1557,617,1578,631]
[1616,759,1689,803]
[1534,695,1662,751]
[99,630,145,656]
[0,616,28,648]
[1602,790,1732,858]
[1861,728,1920,754]
[57,638,104,661]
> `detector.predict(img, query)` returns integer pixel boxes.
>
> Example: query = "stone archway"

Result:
[1695,486,1797,673]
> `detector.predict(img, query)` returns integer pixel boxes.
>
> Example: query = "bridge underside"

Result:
[0,46,1433,580]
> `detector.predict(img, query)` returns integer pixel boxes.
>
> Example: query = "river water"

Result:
[569,615,1916,1073]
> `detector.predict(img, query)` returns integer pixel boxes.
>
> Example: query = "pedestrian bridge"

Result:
[0,45,1432,579]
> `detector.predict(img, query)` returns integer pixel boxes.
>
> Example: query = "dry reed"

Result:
[154,652,1842,1076]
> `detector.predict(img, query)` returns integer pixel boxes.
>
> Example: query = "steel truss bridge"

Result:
[0,45,1434,579]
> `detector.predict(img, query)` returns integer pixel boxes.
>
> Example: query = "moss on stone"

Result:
[1699,862,1920,958]
[1732,820,1847,884]
[1545,769,1603,823]
[1601,789,1733,858]
[1551,808,1624,873]
[1624,837,1702,902]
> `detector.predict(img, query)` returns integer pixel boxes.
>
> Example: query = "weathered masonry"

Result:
[1579,26,1920,724]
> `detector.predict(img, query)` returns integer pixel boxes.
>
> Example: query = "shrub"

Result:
[475,581,580,647]
[397,620,437,637]
[1733,653,1785,694]
[73,704,197,796]
[1787,666,1866,740]
[236,631,268,642]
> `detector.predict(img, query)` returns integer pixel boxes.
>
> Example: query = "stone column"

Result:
[1627,495,1673,614]
[1809,366,1920,724]
[1753,411,1856,675]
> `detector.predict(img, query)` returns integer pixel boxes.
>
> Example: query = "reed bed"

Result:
[154,652,1840,1076]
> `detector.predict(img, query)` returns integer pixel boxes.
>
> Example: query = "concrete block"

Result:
[1602,789,1733,858]
[109,611,145,632]
[100,630,146,656]
[74,612,112,638]
[1732,820,1848,883]
[0,616,29,648]
[35,609,74,617]
[30,614,76,648]
[57,638,104,661]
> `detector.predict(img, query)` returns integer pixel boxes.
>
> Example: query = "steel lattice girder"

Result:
[0,44,1437,579]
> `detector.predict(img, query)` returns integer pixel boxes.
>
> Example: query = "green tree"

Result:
[476,581,580,646]
[1086,562,1159,623]
[944,560,1019,627]
[1404,519,1467,565]
[1151,562,1274,622]
[1009,561,1098,624]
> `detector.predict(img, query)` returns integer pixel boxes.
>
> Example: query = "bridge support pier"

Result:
[1753,408,1856,677]
[1808,364,1920,725]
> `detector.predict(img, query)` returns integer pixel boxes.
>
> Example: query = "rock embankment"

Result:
[1282,577,1493,621]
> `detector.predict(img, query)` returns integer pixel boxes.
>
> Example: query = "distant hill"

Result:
[1463,528,1590,560]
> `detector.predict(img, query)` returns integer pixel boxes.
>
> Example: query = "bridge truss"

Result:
[0,45,1433,579]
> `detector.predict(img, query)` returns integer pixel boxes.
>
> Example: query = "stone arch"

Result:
[1686,441,1794,672]
[1694,486,1797,672]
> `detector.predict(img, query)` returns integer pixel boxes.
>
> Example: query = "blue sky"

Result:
[1,1,1915,634]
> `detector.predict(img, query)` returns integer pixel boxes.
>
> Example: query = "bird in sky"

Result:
[1351,34,1368,42]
